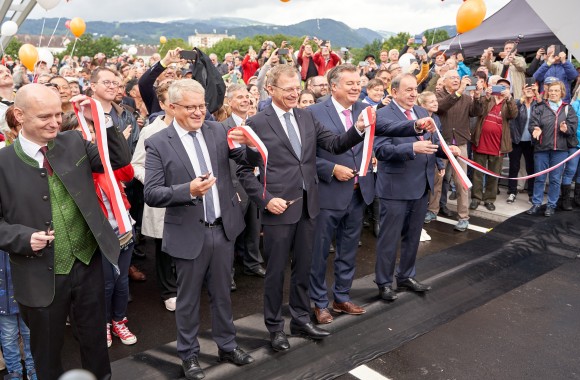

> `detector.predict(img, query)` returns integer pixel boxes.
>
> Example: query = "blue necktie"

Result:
[283,112,301,159]
[189,131,216,223]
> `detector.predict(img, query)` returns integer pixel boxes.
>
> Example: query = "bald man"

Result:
[0,84,131,380]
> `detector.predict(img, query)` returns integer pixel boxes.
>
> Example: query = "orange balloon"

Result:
[69,17,86,38]
[456,0,486,34]
[18,44,38,72]
[280,0,290,2]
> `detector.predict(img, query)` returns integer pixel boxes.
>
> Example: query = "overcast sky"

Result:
[29,0,510,34]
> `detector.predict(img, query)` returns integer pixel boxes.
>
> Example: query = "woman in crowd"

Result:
[527,80,578,217]
[507,82,541,204]
[298,89,315,109]
[361,79,385,108]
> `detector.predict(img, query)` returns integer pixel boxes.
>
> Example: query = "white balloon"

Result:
[37,48,54,68]
[127,46,138,56]
[36,0,61,11]
[1,21,18,37]
[398,53,417,71]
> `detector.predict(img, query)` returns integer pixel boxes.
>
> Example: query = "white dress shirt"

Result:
[271,102,302,144]
[18,131,46,168]
[331,96,354,131]
[393,100,417,120]
[173,120,221,220]
[231,112,245,127]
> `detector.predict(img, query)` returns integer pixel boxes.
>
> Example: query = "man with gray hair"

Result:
[222,84,266,284]
[144,79,254,380]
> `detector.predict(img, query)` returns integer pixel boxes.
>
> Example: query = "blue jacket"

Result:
[533,61,578,103]
[457,61,471,79]
[374,103,445,200]
[309,98,375,210]
[0,251,20,316]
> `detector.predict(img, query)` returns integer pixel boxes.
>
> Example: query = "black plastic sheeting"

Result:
[112,210,579,380]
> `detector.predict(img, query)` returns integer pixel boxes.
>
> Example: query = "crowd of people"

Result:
[0,34,578,380]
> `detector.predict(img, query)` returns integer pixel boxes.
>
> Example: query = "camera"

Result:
[180,50,198,61]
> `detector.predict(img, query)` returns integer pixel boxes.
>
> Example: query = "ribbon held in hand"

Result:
[227,125,269,199]
[73,98,132,235]
[359,106,375,177]
[434,128,472,190]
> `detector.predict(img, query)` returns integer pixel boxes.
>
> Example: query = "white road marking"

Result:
[435,216,491,234]
[349,365,392,380]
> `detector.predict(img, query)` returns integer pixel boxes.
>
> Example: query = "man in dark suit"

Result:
[234,65,437,352]
[221,84,265,283]
[144,79,254,380]
[308,65,375,324]
[0,84,131,380]
[374,73,460,302]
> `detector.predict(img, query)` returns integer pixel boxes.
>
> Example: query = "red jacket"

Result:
[242,54,259,84]
[297,45,314,81]
[93,164,134,217]
[312,51,341,76]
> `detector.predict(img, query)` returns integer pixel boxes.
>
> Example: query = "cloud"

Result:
[29,0,510,34]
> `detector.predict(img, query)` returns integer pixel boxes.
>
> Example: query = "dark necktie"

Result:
[39,146,53,176]
[189,131,216,223]
[283,112,301,159]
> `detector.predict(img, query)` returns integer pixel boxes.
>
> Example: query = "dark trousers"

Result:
[154,239,177,301]
[262,206,314,332]
[102,241,133,322]
[375,192,428,287]
[173,226,237,361]
[235,201,264,271]
[310,189,365,309]
[19,252,111,380]
[508,141,535,196]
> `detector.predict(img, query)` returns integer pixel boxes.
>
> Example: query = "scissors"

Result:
[286,197,303,206]
[198,172,212,181]
[46,220,53,248]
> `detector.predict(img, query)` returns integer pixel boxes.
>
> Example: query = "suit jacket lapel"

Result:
[265,106,300,160]
[200,123,219,179]
[167,123,197,179]
[326,101,346,135]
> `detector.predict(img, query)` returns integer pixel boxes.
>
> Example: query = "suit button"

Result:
[42,195,48,201]
[45,221,50,226]
[48,266,53,271]
[40,172,46,177]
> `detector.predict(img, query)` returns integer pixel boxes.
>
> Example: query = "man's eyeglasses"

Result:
[173,103,207,113]
[97,80,121,88]
[272,85,301,94]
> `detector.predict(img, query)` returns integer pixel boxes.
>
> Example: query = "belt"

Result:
[200,217,223,228]
[353,183,360,190]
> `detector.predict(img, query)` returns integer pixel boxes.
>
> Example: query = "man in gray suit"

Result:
[144,80,254,380]
[222,84,265,283]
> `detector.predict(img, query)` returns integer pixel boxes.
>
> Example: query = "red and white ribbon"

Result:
[359,106,375,176]
[227,125,269,199]
[458,148,580,180]
[74,99,132,235]
[435,128,473,190]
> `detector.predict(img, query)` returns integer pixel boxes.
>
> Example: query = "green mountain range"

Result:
[16,17,400,48]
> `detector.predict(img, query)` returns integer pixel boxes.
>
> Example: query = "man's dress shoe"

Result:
[378,286,398,301]
[290,322,330,340]
[397,278,431,292]
[182,357,204,380]
[218,347,254,365]
[270,331,290,352]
